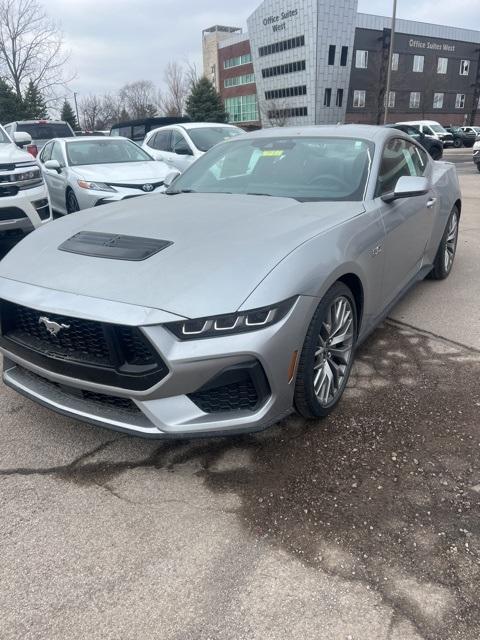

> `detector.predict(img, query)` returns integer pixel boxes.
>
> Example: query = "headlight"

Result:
[16,169,41,182]
[166,297,297,340]
[77,180,116,192]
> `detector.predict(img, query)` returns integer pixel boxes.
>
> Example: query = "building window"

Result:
[265,85,307,100]
[355,50,368,69]
[224,53,252,69]
[324,88,332,106]
[384,91,395,108]
[455,93,466,109]
[340,46,348,66]
[259,36,305,57]
[328,45,336,65]
[409,92,421,108]
[391,53,399,71]
[336,88,344,107]
[261,60,306,78]
[224,73,255,88]
[225,94,258,123]
[353,90,366,108]
[460,60,470,76]
[433,93,444,109]
[267,106,308,119]
[437,57,448,74]
[413,55,424,72]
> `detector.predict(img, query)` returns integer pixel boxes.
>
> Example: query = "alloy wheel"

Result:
[313,296,355,407]
[67,192,79,213]
[444,212,459,273]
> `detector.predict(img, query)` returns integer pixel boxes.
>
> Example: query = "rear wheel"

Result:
[429,206,459,280]
[294,282,357,419]
[453,138,463,148]
[66,189,80,214]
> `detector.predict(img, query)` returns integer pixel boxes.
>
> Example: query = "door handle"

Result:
[426,198,437,208]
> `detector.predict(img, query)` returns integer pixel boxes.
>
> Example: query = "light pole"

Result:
[384,0,397,124]
[73,92,80,128]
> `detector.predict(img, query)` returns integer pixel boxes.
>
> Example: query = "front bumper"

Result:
[76,185,165,209]
[0,184,51,232]
[0,280,317,438]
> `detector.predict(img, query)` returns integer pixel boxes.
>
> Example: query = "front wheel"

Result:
[453,138,463,148]
[66,189,80,214]
[429,207,459,280]
[294,282,357,419]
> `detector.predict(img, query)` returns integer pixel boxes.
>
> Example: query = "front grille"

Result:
[0,300,168,391]
[0,207,27,221]
[188,361,270,414]
[189,378,259,413]
[107,180,164,191]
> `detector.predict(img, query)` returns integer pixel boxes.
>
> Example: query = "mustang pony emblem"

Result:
[38,316,70,337]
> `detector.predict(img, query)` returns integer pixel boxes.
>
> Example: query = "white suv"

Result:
[142,123,244,172]
[0,125,51,236]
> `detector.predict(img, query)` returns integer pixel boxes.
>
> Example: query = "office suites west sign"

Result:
[409,38,455,52]
[263,9,299,32]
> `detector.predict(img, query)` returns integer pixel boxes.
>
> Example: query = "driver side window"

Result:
[40,142,53,163]
[171,130,191,155]
[51,142,66,167]
[376,138,426,197]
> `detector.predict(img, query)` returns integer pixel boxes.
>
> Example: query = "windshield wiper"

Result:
[165,189,197,195]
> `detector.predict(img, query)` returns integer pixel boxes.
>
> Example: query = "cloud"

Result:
[41,0,479,100]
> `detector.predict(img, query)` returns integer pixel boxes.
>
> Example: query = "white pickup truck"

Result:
[0,125,51,237]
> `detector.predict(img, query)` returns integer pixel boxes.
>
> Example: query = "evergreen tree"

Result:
[0,79,23,122]
[22,80,48,119]
[61,99,78,129]
[185,77,228,123]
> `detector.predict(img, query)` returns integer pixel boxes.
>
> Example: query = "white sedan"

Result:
[38,136,171,213]
[142,122,244,172]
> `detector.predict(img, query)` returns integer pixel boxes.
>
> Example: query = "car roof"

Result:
[61,136,131,142]
[238,124,391,142]
[9,120,70,125]
[147,122,240,136]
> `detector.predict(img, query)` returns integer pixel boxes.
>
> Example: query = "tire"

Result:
[66,189,80,214]
[453,138,463,148]
[429,206,459,280]
[294,282,357,419]
[430,146,442,161]
[476,164,480,173]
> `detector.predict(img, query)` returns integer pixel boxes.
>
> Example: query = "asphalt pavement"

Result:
[0,157,479,640]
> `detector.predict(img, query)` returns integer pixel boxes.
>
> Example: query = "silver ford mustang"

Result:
[0,126,460,438]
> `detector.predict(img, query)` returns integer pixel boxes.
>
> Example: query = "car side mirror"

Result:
[44,159,62,173]
[175,145,193,156]
[381,176,429,203]
[13,131,32,147]
[164,169,181,188]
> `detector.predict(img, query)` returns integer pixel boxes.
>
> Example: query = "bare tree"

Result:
[79,94,103,131]
[99,93,126,128]
[158,61,189,116]
[119,80,157,119]
[0,0,72,102]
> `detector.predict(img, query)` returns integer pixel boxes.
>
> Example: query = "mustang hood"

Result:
[72,161,170,183]
[0,193,364,318]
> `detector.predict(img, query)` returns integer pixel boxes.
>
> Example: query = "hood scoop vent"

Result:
[58,231,173,261]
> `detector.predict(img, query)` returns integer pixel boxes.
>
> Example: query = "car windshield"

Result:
[16,123,74,139]
[167,136,374,202]
[187,127,243,152]
[430,125,447,133]
[66,139,153,166]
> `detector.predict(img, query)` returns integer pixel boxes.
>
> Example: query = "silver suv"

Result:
[4,120,75,158]
[0,125,51,236]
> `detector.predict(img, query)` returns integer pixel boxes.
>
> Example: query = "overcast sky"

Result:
[42,0,480,100]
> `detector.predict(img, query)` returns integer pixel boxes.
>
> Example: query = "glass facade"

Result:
[224,54,252,69]
[224,73,255,88]
[225,94,259,123]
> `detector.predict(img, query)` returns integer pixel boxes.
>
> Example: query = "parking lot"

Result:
[0,152,479,640]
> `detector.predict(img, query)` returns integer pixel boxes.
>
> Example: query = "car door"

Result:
[169,130,195,171]
[376,137,436,306]
[42,142,68,212]
[145,130,173,164]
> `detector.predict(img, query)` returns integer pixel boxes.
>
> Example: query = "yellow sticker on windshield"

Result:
[262,150,284,157]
